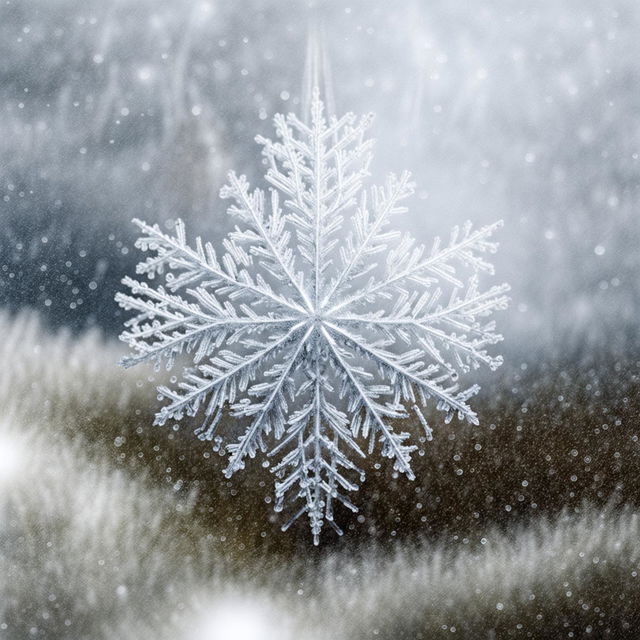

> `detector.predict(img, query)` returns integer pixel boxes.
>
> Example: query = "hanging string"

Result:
[302,10,336,123]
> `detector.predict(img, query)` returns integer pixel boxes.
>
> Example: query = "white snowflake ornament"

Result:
[116,90,509,544]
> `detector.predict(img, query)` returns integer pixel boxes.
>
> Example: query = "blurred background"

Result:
[2,1,640,638]
[1,0,638,356]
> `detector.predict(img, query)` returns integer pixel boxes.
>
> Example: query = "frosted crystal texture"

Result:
[116,89,509,544]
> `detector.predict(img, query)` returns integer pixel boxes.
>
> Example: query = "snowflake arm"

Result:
[224,323,315,476]
[334,280,510,373]
[271,355,364,544]
[325,321,480,424]
[321,171,414,306]
[221,171,313,311]
[128,218,306,313]
[257,90,374,304]
[326,221,505,315]
[155,321,306,433]
[116,277,298,369]
[321,326,416,479]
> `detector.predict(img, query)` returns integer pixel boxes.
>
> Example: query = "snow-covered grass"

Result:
[0,311,144,425]
[2,417,639,639]
[1,312,640,637]
[0,418,311,640]
[0,422,206,639]
[312,508,640,638]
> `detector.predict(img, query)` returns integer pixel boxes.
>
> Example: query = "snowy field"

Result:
[1,1,640,638]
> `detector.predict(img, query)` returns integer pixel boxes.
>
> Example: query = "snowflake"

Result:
[116,90,509,544]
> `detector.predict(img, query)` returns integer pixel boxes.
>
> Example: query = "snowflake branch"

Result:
[326,221,503,315]
[321,171,413,307]
[117,277,300,369]
[325,322,478,424]
[311,355,325,542]
[311,95,326,308]
[334,282,509,371]
[155,321,306,426]
[131,218,306,314]
[118,277,213,323]
[321,326,416,478]
[224,323,315,476]
[221,172,314,311]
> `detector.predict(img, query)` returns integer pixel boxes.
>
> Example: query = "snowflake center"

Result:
[310,312,325,326]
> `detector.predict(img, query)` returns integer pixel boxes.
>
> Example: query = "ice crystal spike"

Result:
[116,88,509,544]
